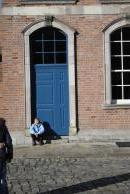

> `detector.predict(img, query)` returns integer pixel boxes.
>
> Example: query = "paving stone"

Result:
[5,143,130,193]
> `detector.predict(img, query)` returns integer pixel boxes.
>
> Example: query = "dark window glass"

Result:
[56,53,66,63]
[0,54,2,62]
[31,31,42,41]
[112,86,122,99]
[33,41,42,53]
[111,42,121,55]
[122,27,130,41]
[56,41,66,52]
[55,30,66,40]
[123,42,130,55]
[123,57,130,69]
[0,48,2,62]
[110,29,121,41]
[111,57,121,70]
[124,86,130,99]
[111,72,122,85]
[43,29,54,40]
[34,54,43,64]
[44,53,54,64]
[123,72,130,85]
[30,27,67,65]
[44,41,54,52]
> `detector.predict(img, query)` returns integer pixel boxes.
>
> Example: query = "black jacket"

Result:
[0,126,13,161]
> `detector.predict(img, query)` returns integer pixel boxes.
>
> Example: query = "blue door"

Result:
[30,27,69,135]
[35,64,69,135]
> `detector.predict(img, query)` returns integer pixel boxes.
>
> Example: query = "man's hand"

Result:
[0,143,5,149]
[35,133,38,138]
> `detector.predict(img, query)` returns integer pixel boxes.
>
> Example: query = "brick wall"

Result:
[1,0,130,141]
[0,15,25,131]
[1,13,130,134]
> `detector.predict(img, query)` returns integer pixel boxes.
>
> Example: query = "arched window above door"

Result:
[30,27,67,65]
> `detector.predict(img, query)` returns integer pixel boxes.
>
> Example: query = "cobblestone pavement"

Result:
[7,142,130,194]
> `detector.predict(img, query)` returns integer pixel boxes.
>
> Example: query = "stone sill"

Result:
[99,0,130,3]
[103,104,130,109]
[19,0,77,5]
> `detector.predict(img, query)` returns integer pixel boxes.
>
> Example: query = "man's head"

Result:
[34,118,40,125]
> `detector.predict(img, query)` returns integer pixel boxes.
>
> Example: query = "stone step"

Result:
[24,136,69,145]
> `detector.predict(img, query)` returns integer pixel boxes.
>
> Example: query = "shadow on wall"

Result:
[38,173,130,194]
[43,121,61,144]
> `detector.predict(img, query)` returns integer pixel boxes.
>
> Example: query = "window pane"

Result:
[122,27,130,41]
[111,42,121,55]
[110,29,121,41]
[124,86,130,99]
[56,53,66,63]
[111,72,122,85]
[30,31,42,41]
[123,42,130,55]
[55,30,66,40]
[112,86,122,99]
[33,53,43,64]
[123,72,130,85]
[44,41,54,52]
[55,41,66,52]
[123,57,130,69]
[44,53,54,64]
[111,57,121,70]
[30,27,68,65]
[43,29,54,40]
[33,41,42,52]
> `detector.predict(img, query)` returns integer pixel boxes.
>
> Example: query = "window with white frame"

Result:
[110,27,130,103]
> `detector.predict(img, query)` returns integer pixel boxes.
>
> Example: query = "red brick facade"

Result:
[1,0,130,143]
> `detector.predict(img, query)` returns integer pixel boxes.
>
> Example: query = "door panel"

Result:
[37,85,54,105]
[35,64,69,136]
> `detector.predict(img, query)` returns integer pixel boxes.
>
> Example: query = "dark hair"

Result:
[0,118,6,127]
[0,118,7,133]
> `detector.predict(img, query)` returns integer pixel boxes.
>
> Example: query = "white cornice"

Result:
[0,5,128,15]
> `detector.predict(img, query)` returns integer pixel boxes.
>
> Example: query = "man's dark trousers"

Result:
[0,160,8,194]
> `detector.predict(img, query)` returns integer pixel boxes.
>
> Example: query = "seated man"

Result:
[30,118,45,146]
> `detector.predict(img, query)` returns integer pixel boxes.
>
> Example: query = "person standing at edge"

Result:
[0,118,13,194]
[30,118,45,146]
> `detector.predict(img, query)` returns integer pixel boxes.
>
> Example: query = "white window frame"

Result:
[104,18,130,106]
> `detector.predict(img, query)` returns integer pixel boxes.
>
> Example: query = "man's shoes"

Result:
[32,141,36,146]
[39,141,44,145]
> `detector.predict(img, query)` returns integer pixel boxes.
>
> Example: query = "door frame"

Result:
[23,18,77,135]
